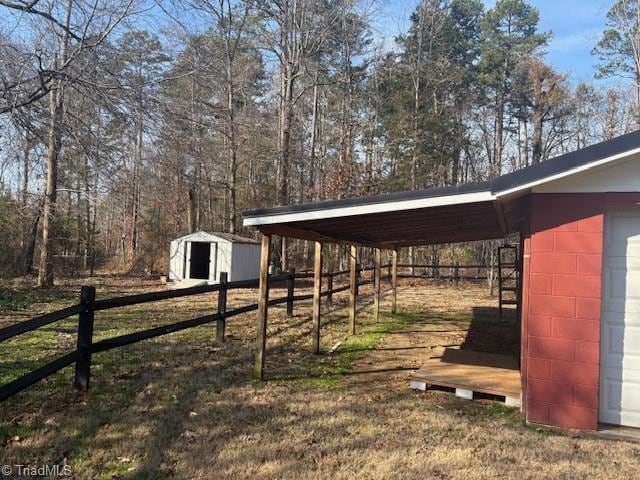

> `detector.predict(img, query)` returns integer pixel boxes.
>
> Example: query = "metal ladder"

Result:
[498,245,519,321]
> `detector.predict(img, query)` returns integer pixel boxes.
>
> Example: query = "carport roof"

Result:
[243,130,640,248]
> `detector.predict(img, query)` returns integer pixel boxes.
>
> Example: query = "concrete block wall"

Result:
[524,195,603,430]
[522,193,640,430]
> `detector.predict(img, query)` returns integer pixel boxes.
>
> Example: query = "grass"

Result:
[0,277,639,479]
[299,313,410,388]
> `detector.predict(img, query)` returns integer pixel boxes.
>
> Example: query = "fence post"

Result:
[327,272,333,304]
[217,272,228,342]
[74,285,96,391]
[454,263,460,287]
[286,268,295,317]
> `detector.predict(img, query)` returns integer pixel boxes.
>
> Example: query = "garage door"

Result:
[600,210,640,427]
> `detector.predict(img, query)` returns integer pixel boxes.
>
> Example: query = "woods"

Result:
[0,0,639,285]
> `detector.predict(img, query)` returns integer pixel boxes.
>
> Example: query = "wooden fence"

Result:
[0,261,490,402]
[0,267,379,402]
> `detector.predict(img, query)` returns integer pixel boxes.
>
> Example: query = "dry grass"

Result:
[0,277,639,479]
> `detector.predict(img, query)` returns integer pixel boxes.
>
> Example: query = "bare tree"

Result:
[0,0,134,286]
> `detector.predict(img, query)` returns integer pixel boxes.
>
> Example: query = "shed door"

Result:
[600,210,640,427]
[189,242,211,280]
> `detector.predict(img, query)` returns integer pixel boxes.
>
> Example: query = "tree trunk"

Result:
[531,108,544,164]
[188,188,197,233]
[277,64,295,270]
[24,200,42,275]
[226,59,238,233]
[493,94,504,178]
[38,83,64,287]
[309,72,319,200]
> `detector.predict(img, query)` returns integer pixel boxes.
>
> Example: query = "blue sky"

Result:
[373,0,614,85]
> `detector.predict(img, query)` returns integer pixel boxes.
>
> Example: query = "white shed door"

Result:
[600,210,640,427]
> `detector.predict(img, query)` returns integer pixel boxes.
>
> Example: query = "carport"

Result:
[243,130,640,431]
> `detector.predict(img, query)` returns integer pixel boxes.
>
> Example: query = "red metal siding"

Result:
[523,193,640,431]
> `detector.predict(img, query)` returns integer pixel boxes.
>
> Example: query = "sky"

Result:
[373,0,615,86]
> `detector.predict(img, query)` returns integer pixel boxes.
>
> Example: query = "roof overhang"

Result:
[244,190,528,249]
[243,131,640,248]
[243,190,496,226]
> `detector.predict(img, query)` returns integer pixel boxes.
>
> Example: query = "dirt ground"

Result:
[1,277,639,479]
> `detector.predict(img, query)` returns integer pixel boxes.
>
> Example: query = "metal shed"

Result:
[169,231,260,283]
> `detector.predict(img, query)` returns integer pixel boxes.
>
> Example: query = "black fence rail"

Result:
[0,268,369,402]
[396,263,491,284]
[0,261,490,402]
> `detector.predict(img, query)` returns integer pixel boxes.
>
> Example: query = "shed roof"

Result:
[242,131,640,248]
[174,231,259,244]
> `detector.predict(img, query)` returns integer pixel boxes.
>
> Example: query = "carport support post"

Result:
[374,248,381,322]
[391,249,398,314]
[254,234,271,380]
[312,241,323,354]
[349,245,357,335]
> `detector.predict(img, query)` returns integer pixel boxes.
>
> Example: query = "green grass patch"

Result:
[299,310,418,389]
[0,288,31,310]
[486,401,519,418]
[0,286,72,311]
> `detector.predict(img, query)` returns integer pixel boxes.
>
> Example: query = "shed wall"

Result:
[169,239,186,281]
[216,241,233,282]
[229,243,261,281]
[523,193,640,430]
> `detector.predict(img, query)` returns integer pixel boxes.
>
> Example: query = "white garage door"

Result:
[600,210,640,427]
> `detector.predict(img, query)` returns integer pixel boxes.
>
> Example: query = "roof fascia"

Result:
[243,191,495,227]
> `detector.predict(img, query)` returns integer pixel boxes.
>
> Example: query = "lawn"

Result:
[0,276,638,479]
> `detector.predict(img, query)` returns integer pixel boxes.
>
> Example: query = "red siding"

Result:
[522,193,640,431]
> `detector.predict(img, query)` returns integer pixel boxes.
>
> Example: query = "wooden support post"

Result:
[254,234,271,380]
[349,245,357,335]
[74,285,96,391]
[392,249,398,314]
[387,260,392,280]
[286,268,295,317]
[327,272,333,304]
[312,241,323,354]
[374,248,381,322]
[217,272,228,342]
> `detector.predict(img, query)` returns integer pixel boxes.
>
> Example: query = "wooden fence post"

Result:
[217,272,228,342]
[74,285,96,391]
[374,249,381,322]
[349,245,357,335]
[327,272,333,304]
[454,262,460,287]
[286,268,295,317]
[312,242,323,354]
[392,249,398,314]
[254,234,271,380]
